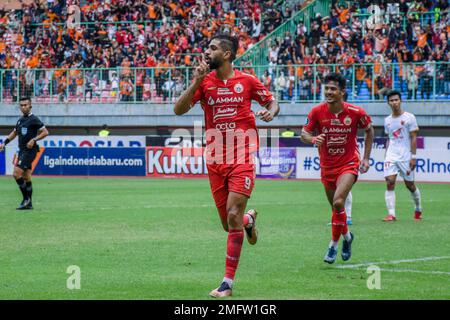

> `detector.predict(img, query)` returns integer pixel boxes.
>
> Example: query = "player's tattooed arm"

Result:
[257,100,279,122]
[174,56,209,116]
[0,130,17,152]
[360,124,374,173]
[300,130,326,146]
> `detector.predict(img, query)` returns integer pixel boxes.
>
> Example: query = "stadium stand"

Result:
[0,0,449,103]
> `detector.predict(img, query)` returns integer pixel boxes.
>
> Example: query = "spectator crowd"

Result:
[259,0,450,101]
[0,0,449,102]
[0,0,291,102]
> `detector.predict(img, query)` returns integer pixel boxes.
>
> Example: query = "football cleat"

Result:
[16,199,32,210]
[209,282,232,298]
[382,215,396,222]
[414,211,422,220]
[324,246,338,264]
[341,232,354,261]
[244,209,258,245]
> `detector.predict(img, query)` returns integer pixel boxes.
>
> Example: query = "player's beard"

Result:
[209,57,222,70]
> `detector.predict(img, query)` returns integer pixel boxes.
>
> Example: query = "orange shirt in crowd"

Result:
[26,55,39,68]
[417,33,427,48]
[339,8,350,24]
[148,4,157,19]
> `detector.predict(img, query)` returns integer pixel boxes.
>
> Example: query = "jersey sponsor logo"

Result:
[213,106,237,121]
[256,90,269,97]
[234,83,244,93]
[328,147,346,155]
[21,127,28,135]
[322,127,352,134]
[215,122,236,131]
[331,119,342,125]
[214,96,244,104]
[327,134,347,146]
[217,87,233,95]
[344,116,352,126]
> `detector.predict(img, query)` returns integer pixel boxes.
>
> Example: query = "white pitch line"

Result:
[375,268,450,276]
[335,256,450,269]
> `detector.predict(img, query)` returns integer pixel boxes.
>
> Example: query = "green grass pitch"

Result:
[0,176,449,299]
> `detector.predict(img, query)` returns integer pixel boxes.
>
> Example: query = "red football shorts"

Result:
[207,163,256,208]
[321,163,359,190]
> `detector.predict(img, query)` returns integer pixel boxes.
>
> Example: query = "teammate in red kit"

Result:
[174,34,280,297]
[301,73,374,264]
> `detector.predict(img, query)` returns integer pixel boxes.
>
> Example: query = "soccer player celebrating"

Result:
[301,73,374,264]
[0,97,49,209]
[174,34,279,297]
[382,90,422,221]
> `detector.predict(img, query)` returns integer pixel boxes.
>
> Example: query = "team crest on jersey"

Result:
[344,116,352,126]
[21,127,28,135]
[234,83,244,93]
[208,96,215,106]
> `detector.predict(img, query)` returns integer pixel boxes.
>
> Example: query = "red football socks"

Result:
[331,208,347,241]
[224,229,244,280]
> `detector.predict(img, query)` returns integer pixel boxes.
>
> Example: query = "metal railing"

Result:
[234,0,331,66]
[1,62,449,104]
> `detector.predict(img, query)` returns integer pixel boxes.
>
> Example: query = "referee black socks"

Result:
[26,181,33,201]
[15,178,27,201]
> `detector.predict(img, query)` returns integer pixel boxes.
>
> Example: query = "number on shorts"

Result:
[244,177,251,190]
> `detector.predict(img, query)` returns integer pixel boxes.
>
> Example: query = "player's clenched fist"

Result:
[311,133,326,146]
[359,158,370,173]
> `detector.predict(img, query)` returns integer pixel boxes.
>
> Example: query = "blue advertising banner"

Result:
[257,148,297,179]
[33,147,146,176]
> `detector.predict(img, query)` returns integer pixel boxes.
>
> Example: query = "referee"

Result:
[0,97,49,210]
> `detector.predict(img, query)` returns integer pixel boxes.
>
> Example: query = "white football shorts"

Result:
[383,160,414,181]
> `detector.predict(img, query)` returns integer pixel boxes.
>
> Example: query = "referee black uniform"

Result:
[0,97,49,210]
[15,113,45,170]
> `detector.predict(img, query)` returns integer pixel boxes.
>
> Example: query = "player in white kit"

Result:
[383,90,422,221]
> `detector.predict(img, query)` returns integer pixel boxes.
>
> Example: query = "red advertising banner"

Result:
[146,147,207,177]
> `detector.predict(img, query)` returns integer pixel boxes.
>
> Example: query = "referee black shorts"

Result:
[17,148,38,170]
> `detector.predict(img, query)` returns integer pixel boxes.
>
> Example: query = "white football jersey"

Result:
[384,111,419,162]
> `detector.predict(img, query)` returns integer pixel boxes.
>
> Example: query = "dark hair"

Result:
[211,34,238,61]
[323,73,346,90]
[19,96,31,102]
[387,89,401,101]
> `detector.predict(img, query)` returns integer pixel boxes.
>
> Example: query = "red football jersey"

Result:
[303,102,372,169]
[191,70,274,164]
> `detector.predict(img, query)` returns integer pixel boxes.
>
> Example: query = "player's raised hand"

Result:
[193,54,210,82]
[256,109,274,122]
[311,133,326,146]
[0,143,5,152]
[360,158,370,173]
